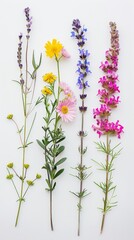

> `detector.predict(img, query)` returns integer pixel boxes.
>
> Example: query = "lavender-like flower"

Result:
[7,7,42,227]
[71,19,91,236]
[24,7,32,38]
[17,33,23,69]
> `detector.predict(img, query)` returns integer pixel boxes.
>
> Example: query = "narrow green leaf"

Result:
[56,146,65,156]
[55,158,67,166]
[52,182,56,190]
[53,169,64,179]
[36,139,45,150]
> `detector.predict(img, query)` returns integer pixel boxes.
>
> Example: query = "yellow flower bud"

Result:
[7,162,13,168]
[24,164,30,169]
[7,114,13,120]
[6,174,14,179]
[36,174,41,179]
[27,180,34,186]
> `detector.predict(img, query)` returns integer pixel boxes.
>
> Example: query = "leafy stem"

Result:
[100,133,109,233]
[93,137,122,234]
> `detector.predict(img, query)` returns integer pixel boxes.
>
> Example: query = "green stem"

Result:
[48,57,61,231]
[50,190,54,231]
[100,134,109,234]
[15,38,29,227]
[7,168,20,198]
[78,85,85,236]
[12,119,23,146]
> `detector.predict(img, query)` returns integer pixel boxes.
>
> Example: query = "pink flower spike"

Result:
[61,48,71,58]
[56,98,76,123]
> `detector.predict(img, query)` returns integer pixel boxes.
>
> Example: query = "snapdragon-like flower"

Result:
[92,22,124,234]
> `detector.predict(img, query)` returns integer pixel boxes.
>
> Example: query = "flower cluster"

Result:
[38,39,76,231]
[92,22,123,138]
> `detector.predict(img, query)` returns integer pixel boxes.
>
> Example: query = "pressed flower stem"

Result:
[12,119,23,145]
[50,190,54,231]
[48,57,61,231]
[78,86,85,236]
[100,133,109,234]
[15,38,29,227]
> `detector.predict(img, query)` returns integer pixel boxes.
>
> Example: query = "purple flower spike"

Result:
[24,7,32,38]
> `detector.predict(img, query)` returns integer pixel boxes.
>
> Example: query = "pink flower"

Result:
[61,48,70,58]
[59,82,76,103]
[92,119,124,138]
[56,98,76,122]
[93,104,111,118]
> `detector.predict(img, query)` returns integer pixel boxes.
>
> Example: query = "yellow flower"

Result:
[41,87,52,95]
[42,72,57,84]
[45,39,63,58]
[7,114,13,120]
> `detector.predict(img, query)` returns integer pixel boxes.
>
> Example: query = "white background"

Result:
[0,0,134,240]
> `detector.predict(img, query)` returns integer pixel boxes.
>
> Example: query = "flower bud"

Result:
[24,164,30,169]
[27,180,34,186]
[7,162,13,168]
[36,174,41,179]
[6,174,14,179]
[7,114,13,120]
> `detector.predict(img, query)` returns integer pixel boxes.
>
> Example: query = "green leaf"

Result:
[36,139,45,150]
[56,136,66,144]
[12,80,21,85]
[45,179,51,189]
[52,182,56,190]
[55,158,67,166]
[32,51,36,69]
[56,146,65,156]
[53,169,64,179]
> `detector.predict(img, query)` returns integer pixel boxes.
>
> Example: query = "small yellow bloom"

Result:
[36,174,41,179]
[27,180,34,186]
[7,162,14,168]
[45,39,63,58]
[24,164,30,169]
[41,87,52,95]
[7,114,13,120]
[42,72,57,84]
[6,174,14,180]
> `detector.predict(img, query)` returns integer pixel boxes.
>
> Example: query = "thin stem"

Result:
[50,190,54,231]
[26,112,37,143]
[12,119,23,146]
[15,38,29,227]
[7,168,20,198]
[100,134,109,234]
[23,178,36,199]
[77,85,85,236]
[47,58,61,231]
[27,75,36,116]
